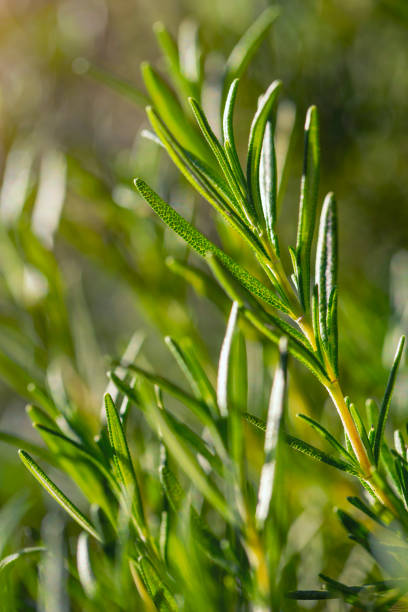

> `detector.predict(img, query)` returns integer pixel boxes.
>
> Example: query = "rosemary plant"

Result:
[1,8,408,611]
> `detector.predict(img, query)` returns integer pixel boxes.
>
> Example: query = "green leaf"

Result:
[189,97,252,224]
[315,192,337,359]
[297,414,356,464]
[295,105,320,312]
[222,78,246,193]
[141,62,207,160]
[149,395,234,523]
[260,120,279,253]
[373,335,405,465]
[111,368,212,431]
[33,423,119,494]
[243,308,329,385]
[223,7,280,98]
[286,435,360,476]
[18,450,102,541]
[135,555,178,612]
[153,22,196,100]
[112,375,231,520]
[104,394,146,534]
[159,447,237,572]
[336,509,370,547]
[246,80,282,231]
[217,301,239,418]
[81,62,148,106]
[166,256,229,314]
[76,532,97,599]
[0,430,52,462]
[0,546,45,572]
[346,496,386,527]
[159,446,184,512]
[165,336,218,417]
[256,338,287,527]
[217,302,246,501]
[164,411,222,475]
[146,106,243,222]
[348,403,374,463]
[135,178,290,314]
[326,287,338,376]
[243,411,266,432]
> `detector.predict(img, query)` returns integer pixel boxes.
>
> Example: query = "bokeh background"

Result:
[0,0,407,607]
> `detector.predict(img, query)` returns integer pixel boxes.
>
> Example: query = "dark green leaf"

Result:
[286,435,360,476]
[373,336,405,465]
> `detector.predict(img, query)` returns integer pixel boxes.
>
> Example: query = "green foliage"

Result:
[0,7,408,612]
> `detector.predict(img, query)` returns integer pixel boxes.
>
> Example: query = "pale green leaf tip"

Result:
[153,21,165,34]
[104,392,114,406]
[305,105,318,128]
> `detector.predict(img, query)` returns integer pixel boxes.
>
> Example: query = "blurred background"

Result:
[0,0,407,607]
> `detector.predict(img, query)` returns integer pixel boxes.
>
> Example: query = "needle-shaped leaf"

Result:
[111,373,229,508]
[141,62,207,160]
[260,120,279,253]
[0,430,52,462]
[33,423,119,494]
[146,106,243,221]
[146,393,234,523]
[159,447,185,513]
[135,178,290,314]
[104,393,146,534]
[297,414,356,464]
[110,367,212,430]
[295,105,320,312]
[286,435,360,476]
[164,412,222,474]
[0,546,45,573]
[373,336,405,465]
[153,22,196,100]
[347,496,386,527]
[135,555,178,612]
[81,62,148,106]
[77,532,97,599]
[247,80,282,231]
[256,338,287,527]
[165,336,218,417]
[189,97,252,224]
[315,192,337,355]
[18,450,102,541]
[222,78,246,192]
[243,412,266,432]
[217,301,239,418]
[223,7,280,98]
[166,256,229,313]
[160,447,237,572]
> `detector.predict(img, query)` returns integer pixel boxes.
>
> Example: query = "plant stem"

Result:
[326,379,398,515]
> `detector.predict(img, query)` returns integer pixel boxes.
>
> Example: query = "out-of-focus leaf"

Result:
[294,105,320,312]
[104,394,146,535]
[223,7,280,97]
[256,338,287,527]
[141,62,207,160]
[18,450,101,541]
